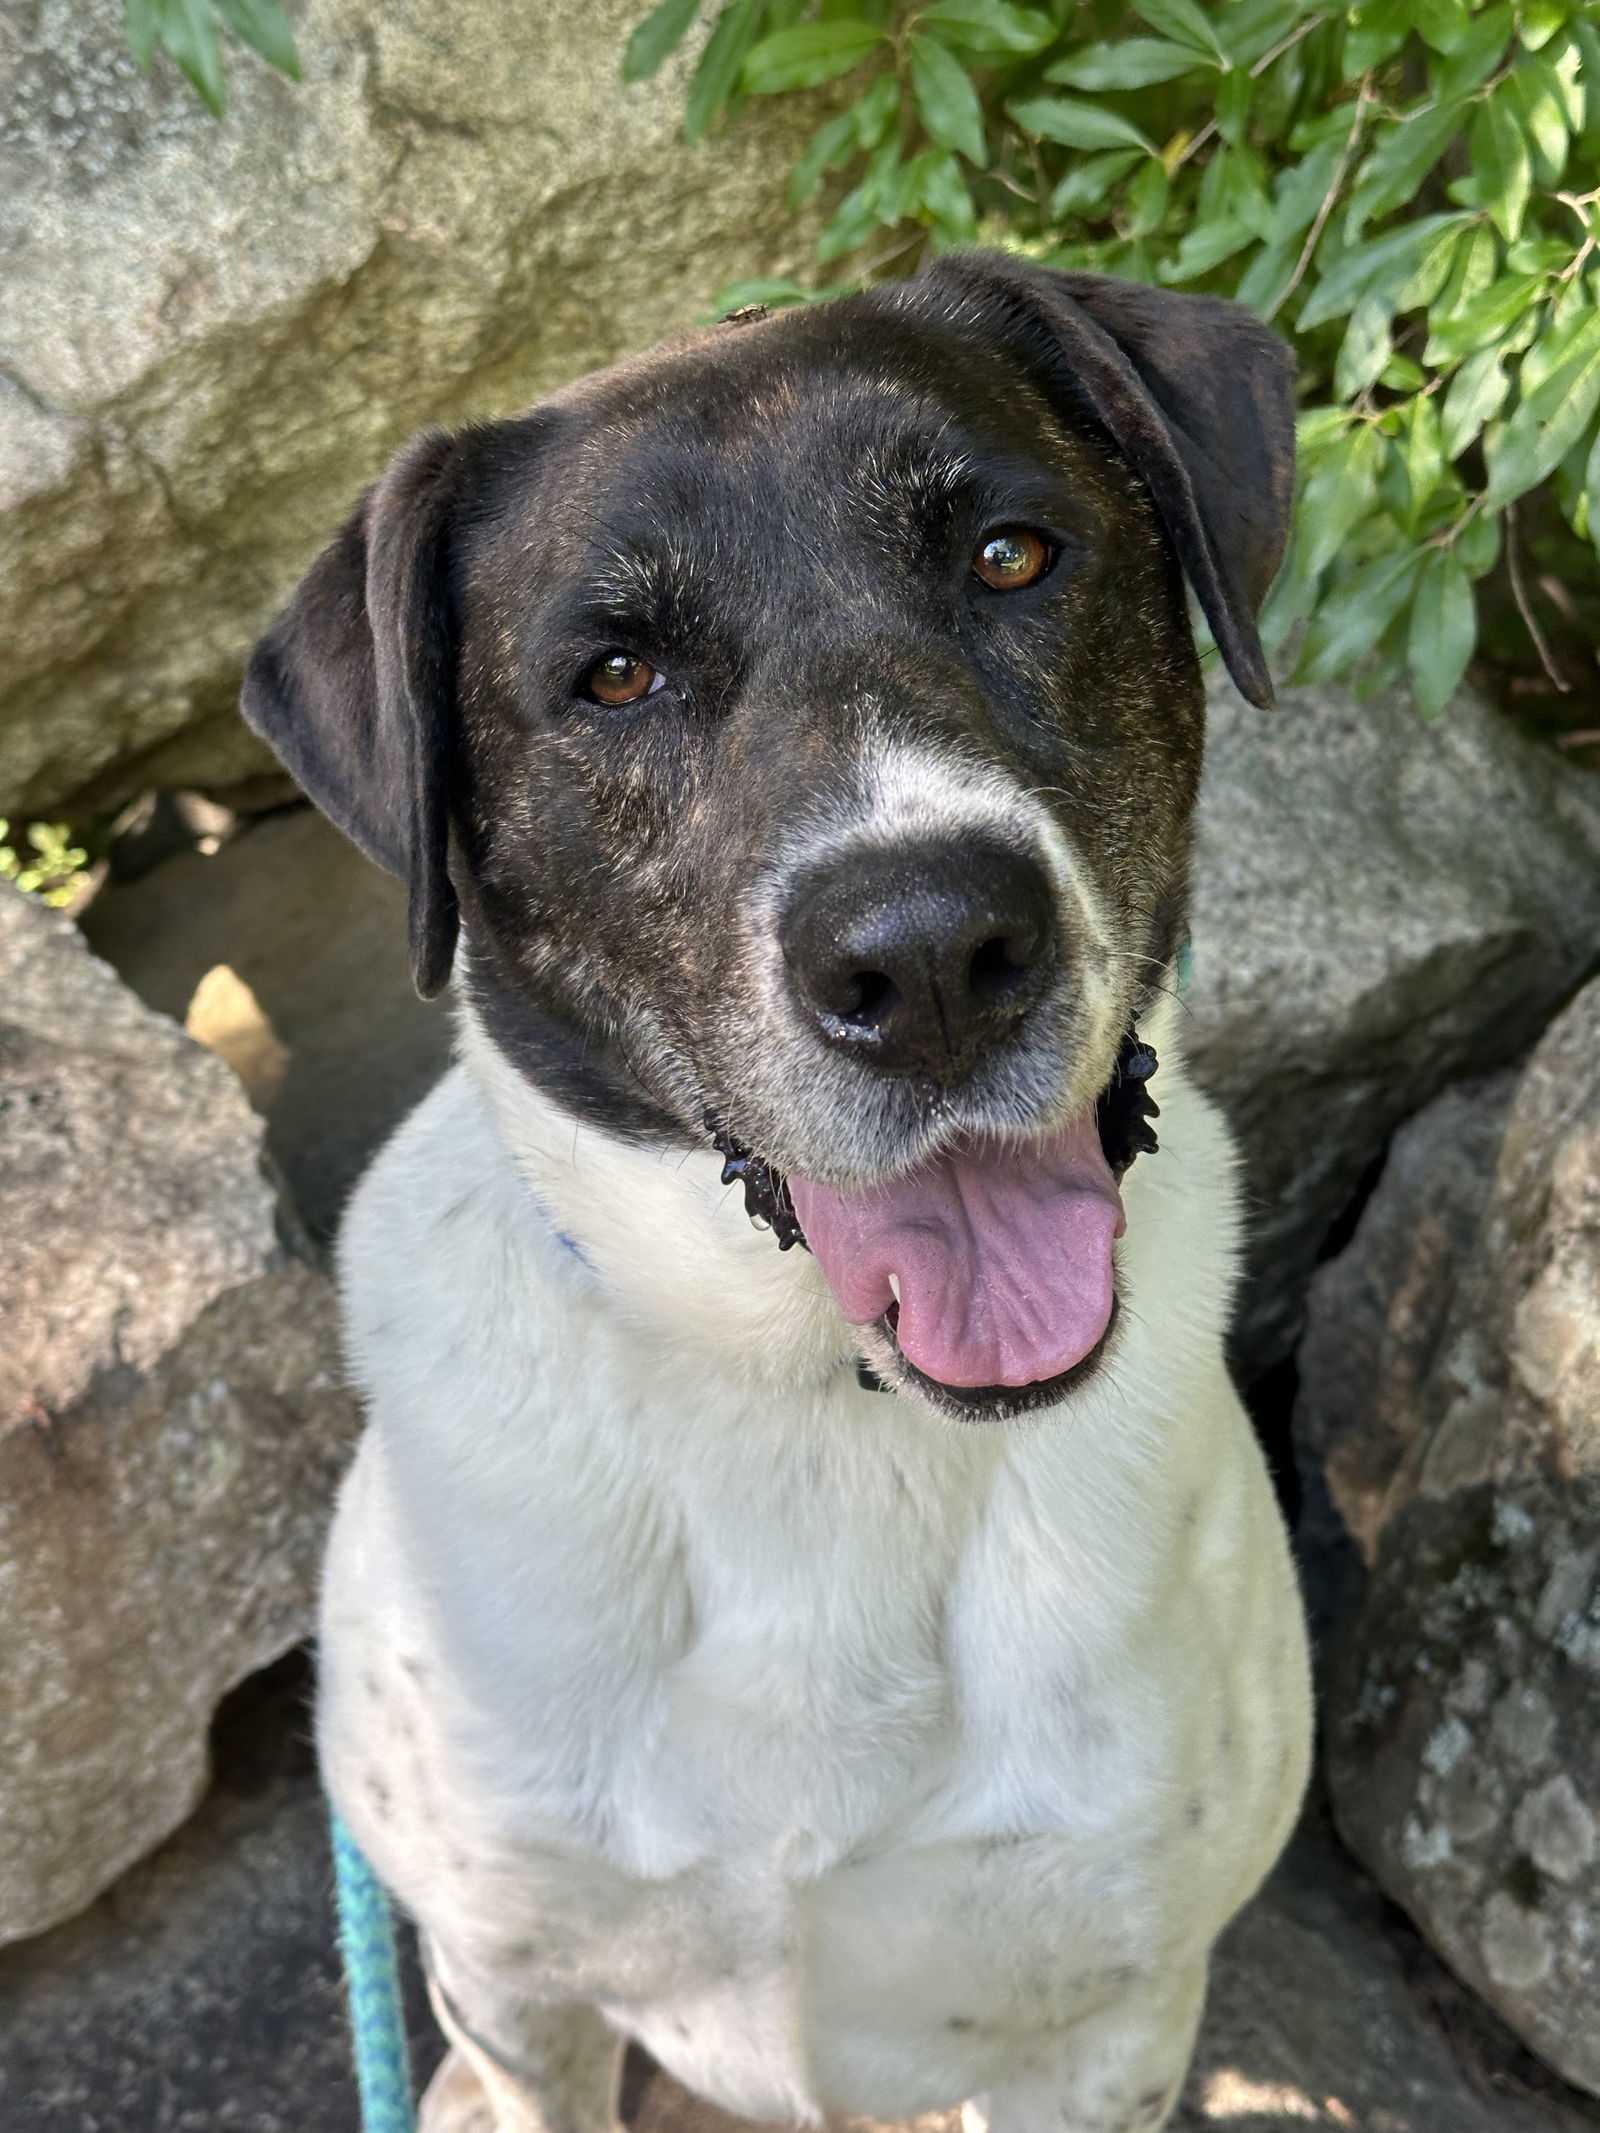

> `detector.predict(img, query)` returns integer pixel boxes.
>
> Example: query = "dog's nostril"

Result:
[967,934,1032,1004]
[842,970,898,1029]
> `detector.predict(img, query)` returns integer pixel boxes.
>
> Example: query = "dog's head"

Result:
[244,252,1293,1419]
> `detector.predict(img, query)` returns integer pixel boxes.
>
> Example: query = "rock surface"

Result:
[0,0,827,821]
[82,803,450,1241]
[0,883,359,1944]
[1295,1070,1518,1561]
[1189,677,1600,1381]
[1320,975,1600,2096]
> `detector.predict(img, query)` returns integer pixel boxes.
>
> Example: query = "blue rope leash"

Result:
[330,1808,417,2133]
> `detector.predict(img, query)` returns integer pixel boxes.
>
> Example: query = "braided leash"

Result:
[330,1809,417,2133]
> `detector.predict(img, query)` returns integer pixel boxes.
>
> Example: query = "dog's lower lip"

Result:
[874,1296,1118,1414]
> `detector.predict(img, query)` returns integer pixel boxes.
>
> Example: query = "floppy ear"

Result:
[240,430,475,998]
[907,253,1297,708]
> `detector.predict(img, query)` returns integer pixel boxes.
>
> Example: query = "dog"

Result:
[243,251,1312,2133]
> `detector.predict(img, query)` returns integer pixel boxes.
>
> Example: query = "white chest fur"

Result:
[319,1004,1311,2125]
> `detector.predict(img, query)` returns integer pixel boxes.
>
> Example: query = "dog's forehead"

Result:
[521,308,1076,548]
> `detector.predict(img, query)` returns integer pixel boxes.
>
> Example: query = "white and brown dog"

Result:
[243,252,1312,2133]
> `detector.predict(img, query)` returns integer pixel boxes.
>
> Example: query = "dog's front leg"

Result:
[968,1964,1207,2133]
[419,1981,622,2133]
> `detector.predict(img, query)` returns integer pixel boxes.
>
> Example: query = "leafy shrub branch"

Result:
[626,0,1600,714]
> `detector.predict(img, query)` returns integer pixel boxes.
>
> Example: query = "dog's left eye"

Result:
[972,529,1054,591]
[583,652,666,705]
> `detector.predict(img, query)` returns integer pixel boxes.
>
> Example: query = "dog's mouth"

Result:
[711,1033,1158,1416]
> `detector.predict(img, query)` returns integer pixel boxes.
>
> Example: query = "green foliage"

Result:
[124,0,299,115]
[624,0,1600,713]
[0,822,90,909]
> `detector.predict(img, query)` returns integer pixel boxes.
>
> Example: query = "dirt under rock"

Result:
[80,804,451,1244]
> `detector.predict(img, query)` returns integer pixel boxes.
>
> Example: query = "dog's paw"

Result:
[420,2048,500,2133]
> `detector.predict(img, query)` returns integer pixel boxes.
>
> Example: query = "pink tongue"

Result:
[790,1110,1124,1390]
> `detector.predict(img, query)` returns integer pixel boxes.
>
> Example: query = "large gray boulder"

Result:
[1189,678,1600,1381]
[1316,975,1600,2096]
[0,883,359,1944]
[0,0,825,821]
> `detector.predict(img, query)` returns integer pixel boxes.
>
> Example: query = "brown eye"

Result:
[972,528,1052,591]
[584,652,663,705]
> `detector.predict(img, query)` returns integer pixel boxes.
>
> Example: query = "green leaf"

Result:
[1341,0,1410,77]
[1468,94,1532,240]
[788,108,860,207]
[1158,214,1256,282]
[1431,221,1499,323]
[1407,547,1476,717]
[1260,128,1352,251]
[686,0,764,142]
[622,0,701,83]
[1344,100,1462,233]
[817,136,901,261]
[125,0,161,68]
[1411,0,1490,59]
[1430,3,1515,96]
[905,147,980,242]
[742,18,885,92]
[1045,37,1210,89]
[1206,142,1275,238]
[1334,292,1392,398]
[1519,0,1569,51]
[1125,157,1170,237]
[1300,421,1383,577]
[214,0,298,77]
[157,0,227,113]
[1398,393,1446,529]
[1440,345,1510,456]
[1508,236,1577,276]
[1483,304,1600,503]
[1394,222,1472,312]
[1456,507,1502,575]
[1545,33,1585,130]
[1424,271,1544,363]
[1297,545,1425,683]
[1007,94,1155,153]
[1235,232,1300,315]
[1214,0,1305,69]
[1048,148,1143,219]
[1297,213,1469,330]
[915,0,1056,57]
[1257,520,1322,659]
[1507,50,1573,182]
[1519,299,1600,406]
[908,34,987,165]
[1132,0,1229,64]
[1215,64,1254,143]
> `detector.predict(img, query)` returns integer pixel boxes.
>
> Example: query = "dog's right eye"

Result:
[582,652,665,706]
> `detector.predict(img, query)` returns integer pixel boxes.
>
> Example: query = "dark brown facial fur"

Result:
[242,252,1294,1193]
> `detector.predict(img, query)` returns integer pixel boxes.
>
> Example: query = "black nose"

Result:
[780,840,1056,1079]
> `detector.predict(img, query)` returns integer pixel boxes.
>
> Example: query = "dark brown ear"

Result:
[903,253,1297,708]
[241,431,485,998]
